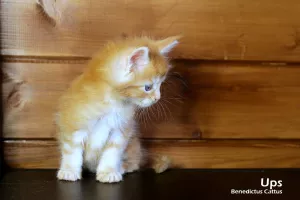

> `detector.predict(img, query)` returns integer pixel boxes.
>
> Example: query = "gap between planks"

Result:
[2,55,295,66]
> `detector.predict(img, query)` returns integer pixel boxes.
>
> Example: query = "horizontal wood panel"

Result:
[2,0,300,61]
[3,61,300,139]
[179,61,300,139]
[4,140,300,168]
[2,61,189,139]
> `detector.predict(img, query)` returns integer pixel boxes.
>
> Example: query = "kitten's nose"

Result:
[154,96,160,102]
[154,92,160,102]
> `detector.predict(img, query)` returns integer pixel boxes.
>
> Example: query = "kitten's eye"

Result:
[144,84,153,92]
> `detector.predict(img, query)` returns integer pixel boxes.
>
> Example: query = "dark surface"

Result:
[1,169,300,200]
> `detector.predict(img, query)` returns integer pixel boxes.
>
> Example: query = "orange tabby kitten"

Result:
[56,36,179,183]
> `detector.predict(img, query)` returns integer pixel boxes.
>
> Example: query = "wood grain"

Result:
[2,0,300,61]
[2,61,188,139]
[177,61,300,139]
[4,140,300,169]
[3,61,300,139]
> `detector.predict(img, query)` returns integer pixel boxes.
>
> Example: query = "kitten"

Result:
[56,36,180,183]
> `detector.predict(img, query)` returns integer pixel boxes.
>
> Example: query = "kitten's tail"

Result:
[147,153,172,173]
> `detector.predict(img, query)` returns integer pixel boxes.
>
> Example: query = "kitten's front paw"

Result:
[57,169,81,181]
[96,171,123,183]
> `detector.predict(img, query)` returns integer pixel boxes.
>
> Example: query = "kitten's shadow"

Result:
[137,61,190,138]
[174,60,224,139]
[138,60,223,140]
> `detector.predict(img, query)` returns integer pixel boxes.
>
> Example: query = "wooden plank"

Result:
[2,0,300,61]
[4,140,300,169]
[2,61,188,139]
[178,61,300,139]
[2,62,85,139]
[3,61,300,139]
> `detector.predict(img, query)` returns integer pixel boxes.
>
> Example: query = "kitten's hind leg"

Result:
[57,130,87,181]
[122,136,143,174]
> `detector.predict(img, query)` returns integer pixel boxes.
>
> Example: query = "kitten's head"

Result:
[107,36,180,108]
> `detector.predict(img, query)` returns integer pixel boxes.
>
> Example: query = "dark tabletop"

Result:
[1,169,299,200]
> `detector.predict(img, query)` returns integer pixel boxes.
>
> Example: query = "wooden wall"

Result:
[2,0,300,169]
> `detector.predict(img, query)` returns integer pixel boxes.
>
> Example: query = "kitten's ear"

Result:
[127,47,150,72]
[156,35,181,55]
